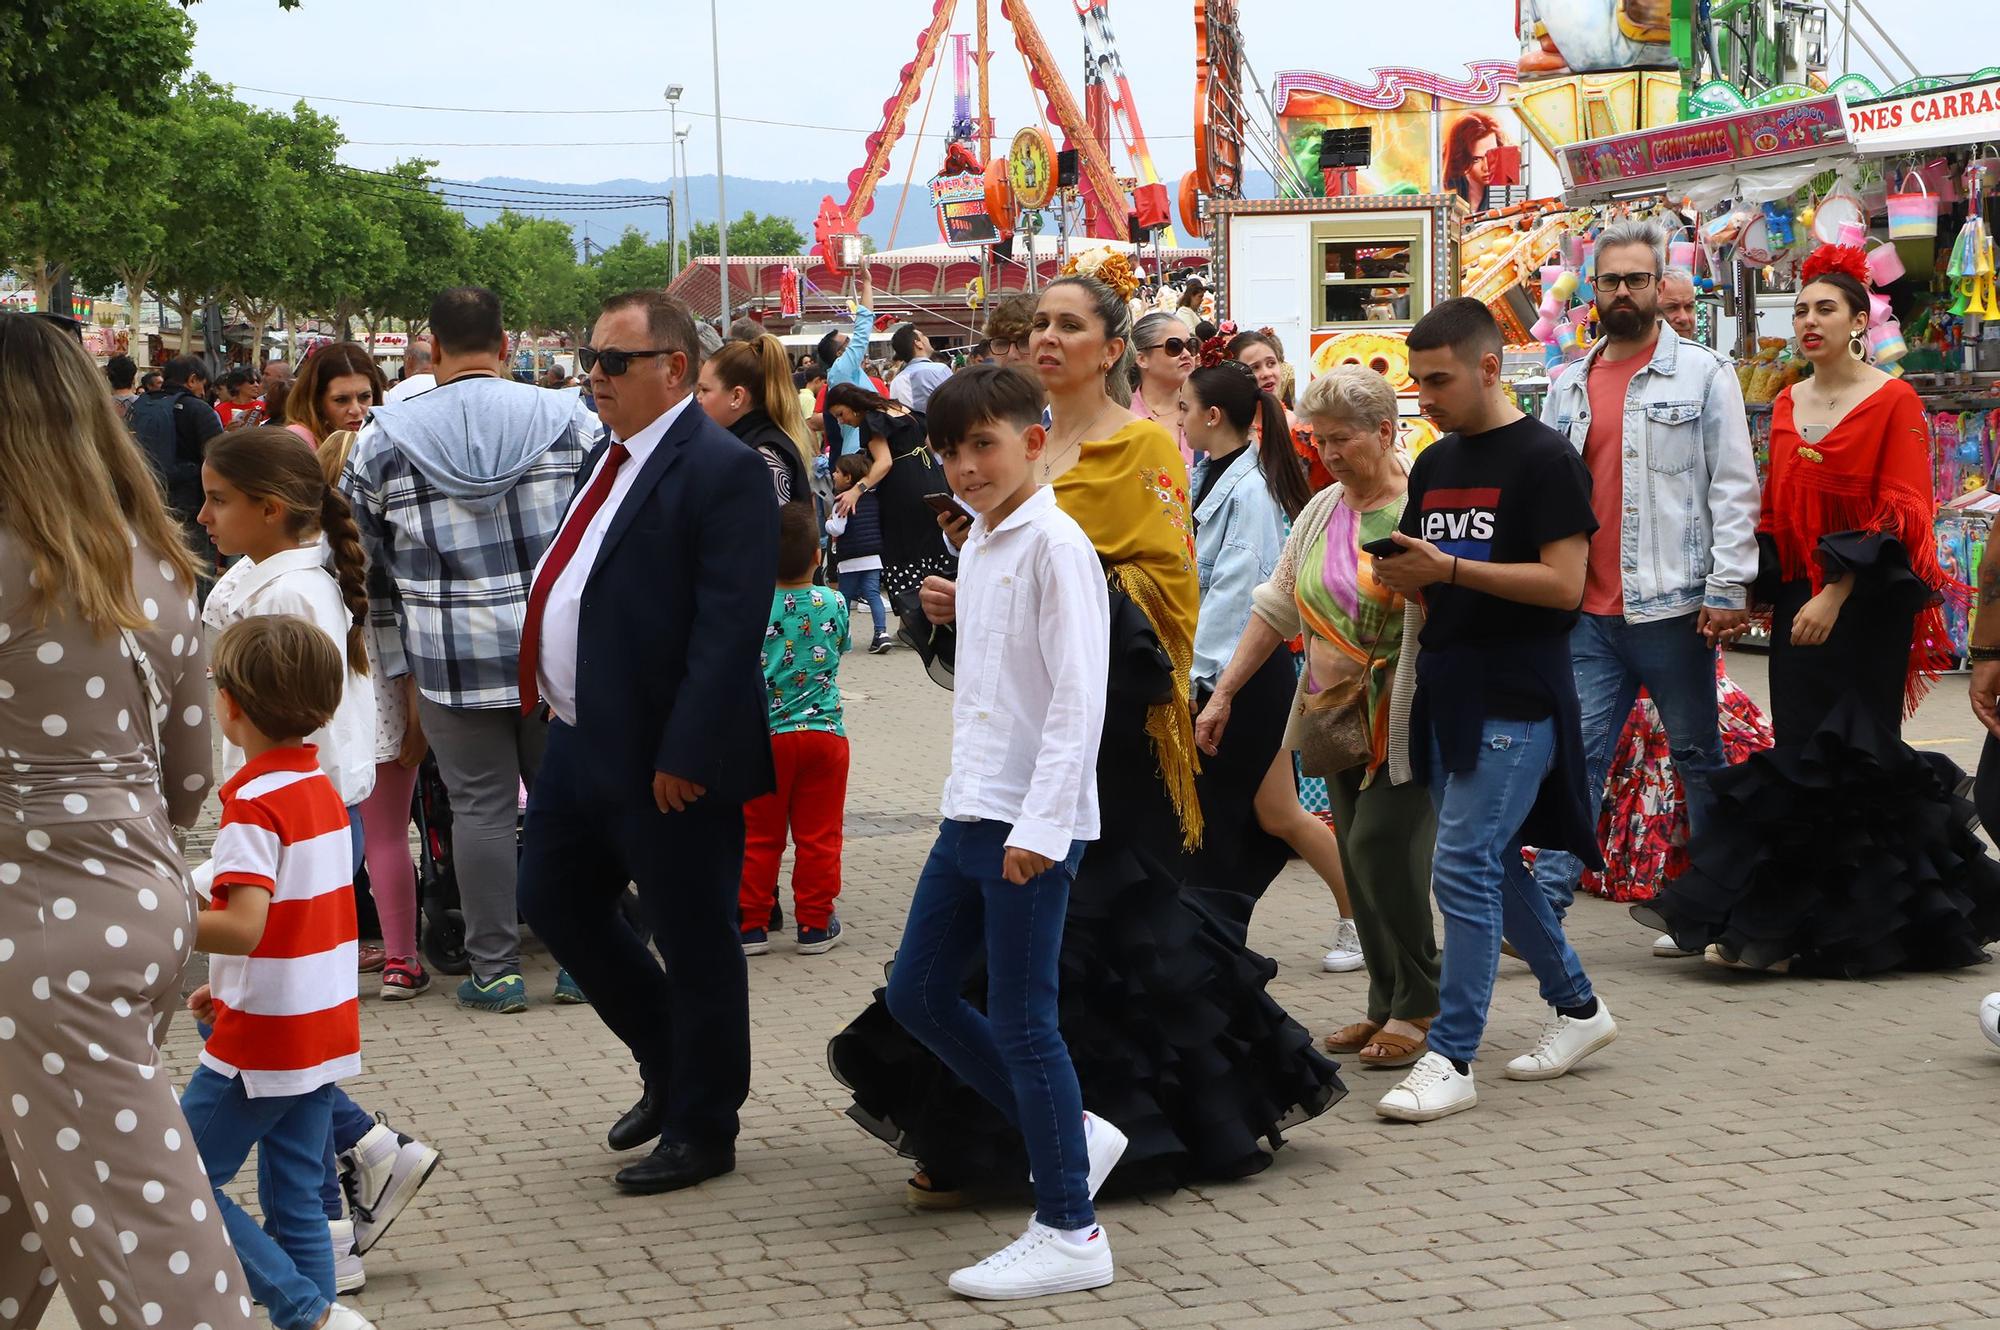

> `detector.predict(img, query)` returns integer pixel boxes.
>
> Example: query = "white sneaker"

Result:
[1082,1112,1127,1199]
[328,1218,365,1294]
[1374,1051,1476,1122]
[340,1120,442,1254]
[1980,993,2000,1050]
[321,1305,377,1330]
[946,1220,1114,1300]
[1652,933,1699,958]
[1321,918,1365,973]
[1504,1000,1618,1081]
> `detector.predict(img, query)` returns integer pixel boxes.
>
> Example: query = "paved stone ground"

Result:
[46,648,2000,1329]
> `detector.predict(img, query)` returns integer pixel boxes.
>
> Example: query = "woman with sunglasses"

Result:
[1131,312,1197,466]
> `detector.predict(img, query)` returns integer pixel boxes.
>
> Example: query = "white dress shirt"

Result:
[533,394,691,725]
[941,485,1110,860]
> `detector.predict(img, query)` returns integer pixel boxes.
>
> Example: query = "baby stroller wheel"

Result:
[422,907,470,976]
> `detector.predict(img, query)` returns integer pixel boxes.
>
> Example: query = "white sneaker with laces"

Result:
[1504,1000,1618,1081]
[321,1304,378,1330]
[328,1218,365,1294]
[947,1220,1114,1300]
[1979,993,2000,1050]
[1374,1051,1476,1122]
[1651,933,1699,958]
[1082,1112,1127,1199]
[1321,918,1365,973]
[340,1119,442,1254]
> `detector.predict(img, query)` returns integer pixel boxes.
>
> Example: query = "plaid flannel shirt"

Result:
[342,412,598,711]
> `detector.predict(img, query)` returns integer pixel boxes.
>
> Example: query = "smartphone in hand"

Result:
[1361,536,1404,559]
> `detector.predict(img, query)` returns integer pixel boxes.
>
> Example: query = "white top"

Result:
[203,545,378,806]
[890,358,953,413]
[533,394,690,726]
[940,486,1110,860]
[382,372,436,403]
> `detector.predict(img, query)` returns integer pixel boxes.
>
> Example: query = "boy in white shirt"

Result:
[883,366,1126,1300]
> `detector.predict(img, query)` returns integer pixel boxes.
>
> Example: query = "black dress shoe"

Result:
[614,1140,735,1195]
[606,1088,663,1152]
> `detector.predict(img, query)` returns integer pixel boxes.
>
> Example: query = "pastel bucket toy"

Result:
[1835,219,1868,249]
[1864,238,1905,285]
[1886,174,1938,239]
[1869,323,1908,364]
[1668,240,1697,270]
[1531,315,1557,343]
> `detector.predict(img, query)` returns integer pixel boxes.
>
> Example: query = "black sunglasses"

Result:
[577,346,675,376]
[1148,337,1194,357]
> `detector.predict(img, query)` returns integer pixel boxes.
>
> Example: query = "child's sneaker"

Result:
[947,1220,1114,1300]
[456,972,526,1014]
[741,928,771,956]
[328,1217,365,1293]
[379,958,429,1002]
[869,632,894,654]
[797,916,845,955]
[340,1120,442,1254]
[551,968,589,1005]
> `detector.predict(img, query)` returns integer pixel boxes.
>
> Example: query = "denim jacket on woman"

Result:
[1191,444,1289,691]
[1542,324,1760,622]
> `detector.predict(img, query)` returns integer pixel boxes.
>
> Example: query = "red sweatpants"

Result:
[739,729,850,931]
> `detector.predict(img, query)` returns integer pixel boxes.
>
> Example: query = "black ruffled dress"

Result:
[828,649,1343,1195]
[1634,533,2000,975]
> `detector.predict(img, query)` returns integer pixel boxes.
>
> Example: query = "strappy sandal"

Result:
[1322,1020,1383,1055]
[1357,1019,1432,1070]
[905,1169,968,1210]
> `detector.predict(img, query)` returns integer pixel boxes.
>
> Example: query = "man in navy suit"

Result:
[516,289,779,1194]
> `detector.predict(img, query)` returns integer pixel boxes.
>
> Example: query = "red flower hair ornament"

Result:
[1801,244,1871,289]
[1198,319,1239,368]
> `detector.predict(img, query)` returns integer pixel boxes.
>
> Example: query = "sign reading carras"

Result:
[1847,79,2000,153]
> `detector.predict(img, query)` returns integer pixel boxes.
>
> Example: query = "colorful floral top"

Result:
[761,585,848,737]
[1295,496,1406,778]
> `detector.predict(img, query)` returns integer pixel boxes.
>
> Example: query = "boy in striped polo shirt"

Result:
[182,617,376,1330]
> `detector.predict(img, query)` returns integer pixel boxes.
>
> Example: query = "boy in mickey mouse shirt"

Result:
[1370,298,1618,1124]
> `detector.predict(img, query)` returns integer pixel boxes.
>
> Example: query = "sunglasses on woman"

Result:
[577,346,674,376]
[1148,337,1194,358]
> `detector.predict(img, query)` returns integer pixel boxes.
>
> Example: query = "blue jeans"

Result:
[838,567,888,639]
[884,820,1092,1230]
[1427,719,1595,1064]
[181,1069,336,1330]
[1532,613,1723,917]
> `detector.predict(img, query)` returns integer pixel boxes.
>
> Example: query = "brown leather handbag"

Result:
[1295,611,1388,778]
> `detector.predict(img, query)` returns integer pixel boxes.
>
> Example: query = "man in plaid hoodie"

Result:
[342,286,601,1014]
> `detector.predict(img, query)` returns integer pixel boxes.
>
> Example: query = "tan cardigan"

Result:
[1248,483,1424,787]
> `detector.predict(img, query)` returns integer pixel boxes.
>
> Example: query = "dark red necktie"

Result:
[518,442,630,714]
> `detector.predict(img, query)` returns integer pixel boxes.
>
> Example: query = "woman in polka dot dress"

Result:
[0,313,256,1327]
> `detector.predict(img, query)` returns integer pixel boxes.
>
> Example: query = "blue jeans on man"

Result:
[885,819,1093,1231]
[1531,612,1723,917]
[181,1069,337,1330]
[839,568,888,641]
[1426,719,1596,1065]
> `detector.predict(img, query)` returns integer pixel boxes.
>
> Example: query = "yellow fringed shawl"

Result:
[1053,419,1204,847]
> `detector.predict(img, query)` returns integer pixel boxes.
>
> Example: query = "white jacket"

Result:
[203,545,377,807]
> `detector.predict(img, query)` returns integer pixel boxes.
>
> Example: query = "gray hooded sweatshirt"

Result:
[362,376,598,513]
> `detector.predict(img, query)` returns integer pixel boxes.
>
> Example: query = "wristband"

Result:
[1449,555,1459,586]
[1969,645,2000,662]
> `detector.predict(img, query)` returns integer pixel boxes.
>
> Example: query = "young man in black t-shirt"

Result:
[1370,298,1617,1123]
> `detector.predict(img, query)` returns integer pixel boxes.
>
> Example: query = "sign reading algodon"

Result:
[931,171,1004,248]
[1559,93,1848,192]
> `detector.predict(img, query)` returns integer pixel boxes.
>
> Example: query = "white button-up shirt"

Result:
[534,395,690,725]
[941,486,1110,860]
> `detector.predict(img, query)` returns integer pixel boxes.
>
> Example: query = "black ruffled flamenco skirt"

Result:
[1633,693,2000,977]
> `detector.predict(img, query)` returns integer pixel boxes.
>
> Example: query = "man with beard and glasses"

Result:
[1532,220,1759,935]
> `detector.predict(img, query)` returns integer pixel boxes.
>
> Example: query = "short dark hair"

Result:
[776,502,821,581]
[223,367,257,392]
[1194,320,1218,343]
[430,286,506,356]
[162,355,207,388]
[891,324,922,362]
[599,289,700,371]
[105,354,137,390]
[815,328,848,369]
[141,370,164,391]
[212,615,343,742]
[727,316,764,343]
[1406,297,1503,366]
[924,364,1047,454]
[832,452,873,484]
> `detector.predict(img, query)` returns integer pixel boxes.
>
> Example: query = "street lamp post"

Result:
[710,0,730,326]
[664,84,684,279]
[676,127,692,273]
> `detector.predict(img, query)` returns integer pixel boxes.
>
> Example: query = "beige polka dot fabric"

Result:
[0,535,253,1327]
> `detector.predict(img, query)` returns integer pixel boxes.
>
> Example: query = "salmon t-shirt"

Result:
[1581,340,1654,616]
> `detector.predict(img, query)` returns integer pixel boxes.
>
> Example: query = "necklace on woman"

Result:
[1042,403,1117,480]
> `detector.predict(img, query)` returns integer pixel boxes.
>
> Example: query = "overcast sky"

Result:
[190,0,1985,204]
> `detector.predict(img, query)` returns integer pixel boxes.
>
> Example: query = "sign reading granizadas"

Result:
[1560,93,1848,193]
[931,171,1003,248]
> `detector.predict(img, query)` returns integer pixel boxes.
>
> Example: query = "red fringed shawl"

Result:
[1763,378,1965,714]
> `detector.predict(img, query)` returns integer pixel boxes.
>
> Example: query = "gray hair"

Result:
[1299,364,1399,433]
[1594,218,1669,275]
[1660,266,1697,290]
[695,320,723,361]
[1133,312,1184,351]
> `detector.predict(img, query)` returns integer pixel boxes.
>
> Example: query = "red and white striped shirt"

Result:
[201,745,361,1098]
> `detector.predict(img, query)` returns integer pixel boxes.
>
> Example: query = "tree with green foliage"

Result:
[468,211,588,336]
[360,161,472,339]
[687,211,807,258]
[588,227,675,303]
[0,0,192,187]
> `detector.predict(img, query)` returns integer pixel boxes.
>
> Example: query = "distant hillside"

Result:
[457,170,1279,253]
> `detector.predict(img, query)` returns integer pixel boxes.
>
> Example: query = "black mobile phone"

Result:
[923,492,966,518]
[1361,536,1404,559]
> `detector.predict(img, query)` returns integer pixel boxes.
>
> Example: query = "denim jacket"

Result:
[1191,445,1288,690]
[1543,325,1760,622]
